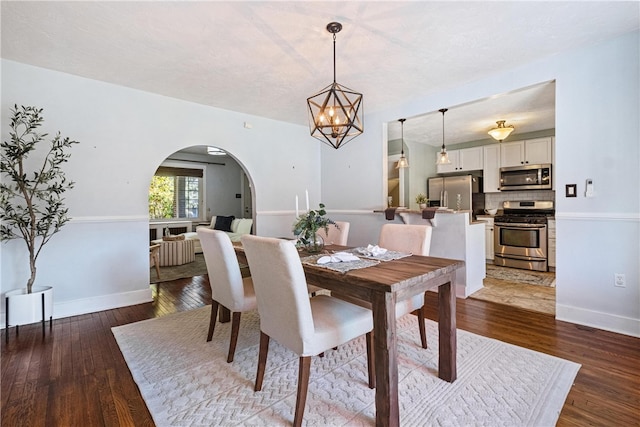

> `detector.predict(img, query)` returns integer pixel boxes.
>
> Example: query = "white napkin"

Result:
[358,244,388,257]
[317,252,360,264]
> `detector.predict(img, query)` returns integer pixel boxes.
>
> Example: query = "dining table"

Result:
[232,242,464,427]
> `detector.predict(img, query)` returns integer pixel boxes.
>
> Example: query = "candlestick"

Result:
[305,189,309,211]
[295,195,299,218]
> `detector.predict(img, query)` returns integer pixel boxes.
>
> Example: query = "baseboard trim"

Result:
[556,303,640,338]
[1,288,153,329]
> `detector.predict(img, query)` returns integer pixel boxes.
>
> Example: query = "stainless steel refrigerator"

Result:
[427,175,482,210]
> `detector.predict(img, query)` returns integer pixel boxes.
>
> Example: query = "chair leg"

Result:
[227,312,241,363]
[207,300,220,342]
[293,356,311,427]
[153,255,161,279]
[417,305,428,349]
[255,332,270,392]
[365,332,375,389]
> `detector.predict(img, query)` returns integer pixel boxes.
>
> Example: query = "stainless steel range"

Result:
[494,200,554,272]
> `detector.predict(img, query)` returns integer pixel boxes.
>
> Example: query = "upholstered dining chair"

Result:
[241,234,375,427]
[336,223,433,349]
[198,228,257,363]
[378,223,433,349]
[316,221,350,246]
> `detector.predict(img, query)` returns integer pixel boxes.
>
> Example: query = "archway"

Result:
[148,144,255,241]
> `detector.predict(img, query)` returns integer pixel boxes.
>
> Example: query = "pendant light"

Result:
[436,108,451,165]
[488,120,515,142]
[307,22,364,149]
[396,118,409,169]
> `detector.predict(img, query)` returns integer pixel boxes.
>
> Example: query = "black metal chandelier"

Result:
[307,22,363,149]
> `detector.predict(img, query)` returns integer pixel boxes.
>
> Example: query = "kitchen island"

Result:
[392,210,486,298]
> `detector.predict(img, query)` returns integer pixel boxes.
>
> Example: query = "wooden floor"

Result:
[2,275,639,427]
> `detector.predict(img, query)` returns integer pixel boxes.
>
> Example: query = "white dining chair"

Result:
[198,228,257,363]
[241,234,374,427]
[316,220,350,246]
[335,223,433,349]
[378,223,433,348]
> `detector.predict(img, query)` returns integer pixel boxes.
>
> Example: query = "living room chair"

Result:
[198,228,257,363]
[316,220,350,246]
[149,244,161,280]
[336,223,433,349]
[241,235,375,427]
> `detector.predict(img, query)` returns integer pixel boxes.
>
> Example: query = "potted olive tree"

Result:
[1,105,78,328]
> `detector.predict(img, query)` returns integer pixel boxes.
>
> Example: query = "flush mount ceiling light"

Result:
[488,120,515,142]
[207,147,226,155]
[307,22,363,150]
[436,108,452,165]
[396,118,409,169]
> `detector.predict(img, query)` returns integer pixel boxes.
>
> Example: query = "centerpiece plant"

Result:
[292,203,337,253]
[0,104,78,294]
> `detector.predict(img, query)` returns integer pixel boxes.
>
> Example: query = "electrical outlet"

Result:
[614,273,626,287]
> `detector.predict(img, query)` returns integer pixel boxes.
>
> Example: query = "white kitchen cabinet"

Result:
[500,137,553,167]
[483,144,501,193]
[436,147,484,173]
[548,219,556,270]
[477,216,495,261]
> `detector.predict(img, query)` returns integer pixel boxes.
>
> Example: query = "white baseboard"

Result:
[556,303,640,338]
[1,288,153,329]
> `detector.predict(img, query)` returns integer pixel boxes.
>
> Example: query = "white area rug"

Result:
[112,307,580,426]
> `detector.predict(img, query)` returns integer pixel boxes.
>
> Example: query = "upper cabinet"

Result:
[436,146,484,174]
[483,144,501,193]
[500,137,553,167]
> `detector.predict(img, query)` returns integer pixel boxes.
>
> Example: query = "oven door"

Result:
[494,223,548,260]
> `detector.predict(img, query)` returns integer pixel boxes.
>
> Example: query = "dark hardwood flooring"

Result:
[2,274,639,426]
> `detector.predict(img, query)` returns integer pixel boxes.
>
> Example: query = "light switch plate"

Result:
[566,184,577,197]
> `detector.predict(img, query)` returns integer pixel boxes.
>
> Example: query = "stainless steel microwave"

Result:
[499,164,552,191]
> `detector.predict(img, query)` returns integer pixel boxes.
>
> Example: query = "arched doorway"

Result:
[148,145,255,240]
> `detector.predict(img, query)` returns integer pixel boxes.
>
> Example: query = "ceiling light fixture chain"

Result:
[307,22,364,150]
[329,22,340,83]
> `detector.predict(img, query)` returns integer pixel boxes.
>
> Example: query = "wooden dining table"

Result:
[232,242,464,427]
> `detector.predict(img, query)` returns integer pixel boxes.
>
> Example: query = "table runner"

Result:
[301,253,380,273]
[348,247,412,262]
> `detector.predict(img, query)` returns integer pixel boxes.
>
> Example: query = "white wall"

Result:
[322,31,640,337]
[1,59,320,322]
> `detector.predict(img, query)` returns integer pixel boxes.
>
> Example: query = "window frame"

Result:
[149,160,206,222]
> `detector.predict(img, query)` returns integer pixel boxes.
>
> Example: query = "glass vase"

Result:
[304,234,325,254]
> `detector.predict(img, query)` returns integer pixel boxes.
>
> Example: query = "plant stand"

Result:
[5,286,53,342]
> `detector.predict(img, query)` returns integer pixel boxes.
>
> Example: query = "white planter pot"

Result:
[5,286,53,327]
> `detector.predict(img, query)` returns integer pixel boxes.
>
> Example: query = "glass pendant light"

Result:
[436,108,451,165]
[396,118,409,169]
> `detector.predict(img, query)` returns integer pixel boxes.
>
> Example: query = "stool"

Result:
[158,239,196,266]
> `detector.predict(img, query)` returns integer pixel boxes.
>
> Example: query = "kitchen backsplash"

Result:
[484,190,555,210]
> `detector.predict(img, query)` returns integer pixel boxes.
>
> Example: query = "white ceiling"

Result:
[2,1,638,147]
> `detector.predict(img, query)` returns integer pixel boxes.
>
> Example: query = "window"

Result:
[149,165,204,220]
